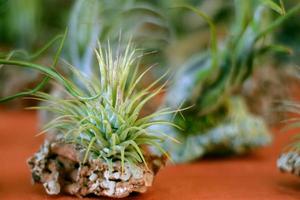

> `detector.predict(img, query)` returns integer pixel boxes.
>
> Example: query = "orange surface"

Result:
[0,110,299,200]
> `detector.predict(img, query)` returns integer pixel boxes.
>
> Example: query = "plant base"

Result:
[28,140,165,198]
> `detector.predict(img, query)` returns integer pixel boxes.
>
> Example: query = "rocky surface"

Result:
[28,140,165,198]
[277,152,300,177]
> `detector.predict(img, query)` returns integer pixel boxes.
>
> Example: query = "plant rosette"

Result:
[277,101,300,179]
[0,41,177,198]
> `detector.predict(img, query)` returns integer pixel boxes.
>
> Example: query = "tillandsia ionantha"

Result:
[277,99,300,178]
[151,0,300,163]
[0,33,179,198]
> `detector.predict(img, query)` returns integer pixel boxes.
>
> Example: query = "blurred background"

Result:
[0,1,300,199]
[0,0,299,125]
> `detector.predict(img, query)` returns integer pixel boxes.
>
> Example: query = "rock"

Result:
[27,140,165,198]
[89,180,100,191]
[44,180,60,195]
[120,165,131,181]
[89,173,98,182]
[64,183,80,195]
[130,164,143,179]
[277,152,300,177]
[101,180,116,196]
[104,170,122,180]
[115,182,131,198]
[144,172,154,187]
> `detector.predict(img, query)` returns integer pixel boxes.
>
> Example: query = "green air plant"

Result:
[277,99,300,178]
[0,38,178,198]
[151,0,300,163]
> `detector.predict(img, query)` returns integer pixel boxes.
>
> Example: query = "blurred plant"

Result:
[0,0,72,107]
[275,0,300,65]
[241,63,300,125]
[0,0,41,48]
[0,33,67,103]
[0,0,70,48]
[0,0,250,109]
[241,0,300,125]
[277,97,300,177]
[151,0,300,163]
[0,0,42,104]
[66,0,171,78]
[162,0,231,37]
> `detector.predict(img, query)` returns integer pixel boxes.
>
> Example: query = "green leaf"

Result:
[260,0,285,15]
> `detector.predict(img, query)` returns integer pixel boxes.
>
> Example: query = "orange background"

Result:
[0,110,299,200]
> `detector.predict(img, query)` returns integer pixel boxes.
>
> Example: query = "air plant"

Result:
[277,99,300,178]
[0,36,178,197]
[151,0,300,163]
[36,0,173,125]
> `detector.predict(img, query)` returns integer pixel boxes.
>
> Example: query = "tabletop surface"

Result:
[0,110,299,200]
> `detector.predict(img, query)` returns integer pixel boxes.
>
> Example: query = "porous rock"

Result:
[28,140,165,198]
[277,152,300,177]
